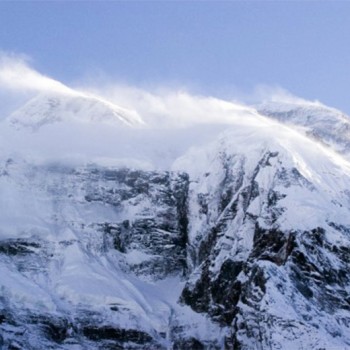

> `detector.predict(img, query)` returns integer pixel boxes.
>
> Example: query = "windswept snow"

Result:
[257,99,350,158]
[7,90,144,130]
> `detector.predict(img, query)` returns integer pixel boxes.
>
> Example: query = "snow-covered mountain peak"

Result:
[6,90,144,131]
[256,99,346,122]
[256,99,350,157]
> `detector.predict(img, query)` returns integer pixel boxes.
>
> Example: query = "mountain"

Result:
[7,90,143,130]
[257,100,350,157]
[0,91,350,349]
[174,120,350,349]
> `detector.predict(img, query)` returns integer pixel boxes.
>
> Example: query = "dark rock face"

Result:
[172,337,205,350]
[82,326,153,344]
[30,315,69,343]
[85,168,190,278]
[251,224,296,266]
[0,310,161,350]
[0,239,41,256]
[181,259,243,325]
[289,228,350,312]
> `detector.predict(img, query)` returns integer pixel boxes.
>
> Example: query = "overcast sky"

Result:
[1,2,350,113]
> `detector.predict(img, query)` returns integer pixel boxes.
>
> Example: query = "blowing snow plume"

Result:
[0,53,69,93]
[1,53,350,169]
[77,83,261,128]
[0,53,143,130]
[0,55,264,168]
[0,53,257,128]
[0,53,73,119]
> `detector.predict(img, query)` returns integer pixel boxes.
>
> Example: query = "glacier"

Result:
[0,86,349,349]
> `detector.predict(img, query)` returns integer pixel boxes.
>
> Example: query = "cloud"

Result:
[0,52,334,170]
[0,52,72,94]
[248,84,322,106]
[77,83,259,128]
[0,52,76,119]
[75,76,325,130]
[0,51,322,128]
[0,56,258,168]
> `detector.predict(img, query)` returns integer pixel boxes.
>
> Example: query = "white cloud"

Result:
[0,53,335,170]
[0,52,71,94]
[249,84,322,106]
[0,51,320,127]
[0,52,77,119]
[78,83,259,128]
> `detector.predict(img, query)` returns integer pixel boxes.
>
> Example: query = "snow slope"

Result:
[257,99,350,157]
[7,90,144,130]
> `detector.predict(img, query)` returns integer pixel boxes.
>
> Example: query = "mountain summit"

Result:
[257,99,350,157]
[7,90,143,130]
